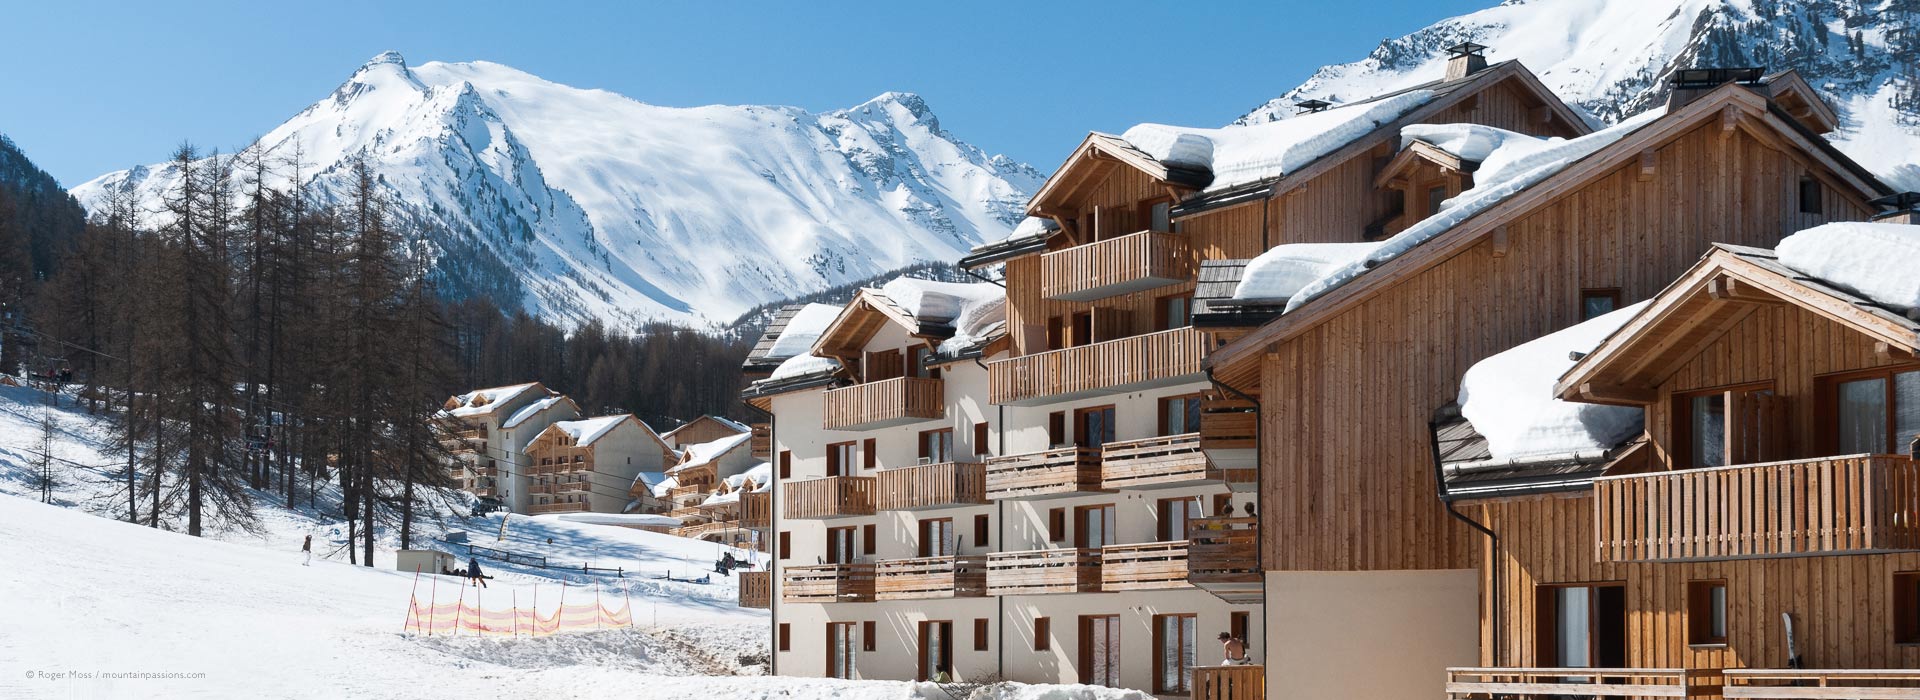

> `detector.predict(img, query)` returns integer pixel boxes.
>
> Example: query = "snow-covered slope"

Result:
[1236,0,1920,191]
[73,52,1044,328]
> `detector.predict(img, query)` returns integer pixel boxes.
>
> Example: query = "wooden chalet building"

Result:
[1202,66,1896,699]
[435,382,580,512]
[522,414,670,515]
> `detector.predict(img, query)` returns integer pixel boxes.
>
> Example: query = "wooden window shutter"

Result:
[1034,616,1051,650]
[779,623,791,651]
[864,438,877,470]
[917,433,930,462]
[974,618,989,651]
[1048,508,1066,542]
[826,446,841,477]
[779,450,792,479]
[974,514,989,547]
[863,523,876,554]
[974,422,990,456]
[778,531,791,559]
[1728,390,1789,464]
[863,620,877,652]
[1048,412,1066,447]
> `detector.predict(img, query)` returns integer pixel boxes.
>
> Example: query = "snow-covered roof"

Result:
[441,382,539,418]
[970,215,1060,254]
[502,394,573,429]
[1775,222,1920,313]
[767,353,840,381]
[549,415,629,446]
[1230,243,1383,303]
[764,303,843,359]
[1398,123,1537,164]
[877,277,1002,326]
[670,432,753,475]
[1119,90,1435,193]
[725,462,774,493]
[646,474,678,498]
[1236,106,1669,308]
[1458,302,1649,461]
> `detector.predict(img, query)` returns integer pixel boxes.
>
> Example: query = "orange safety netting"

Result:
[402,578,634,637]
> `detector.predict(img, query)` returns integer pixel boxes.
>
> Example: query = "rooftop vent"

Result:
[1295,99,1333,114]
[1870,192,1920,225]
[1444,42,1490,80]
[1666,67,1766,110]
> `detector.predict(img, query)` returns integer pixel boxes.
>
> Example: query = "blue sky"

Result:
[1,0,1494,186]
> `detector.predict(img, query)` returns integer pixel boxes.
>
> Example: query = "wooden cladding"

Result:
[781,563,876,603]
[1724,669,1920,698]
[1444,667,1724,699]
[737,570,770,609]
[988,327,1207,406]
[1189,517,1261,604]
[875,462,987,511]
[782,476,877,520]
[1040,230,1193,302]
[1099,540,1191,591]
[1098,432,1221,490]
[741,491,771,529]
[1194,665,1265,700]
[822,376,944,431]
[985,548,1103,595]
[873,555,988,600]
[749,422,771,460]
[1594,454,1920,563]
[984,446,1105,500]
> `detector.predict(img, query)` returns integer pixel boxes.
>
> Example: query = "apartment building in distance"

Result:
[522,414,670,515]
[435,382,580,512]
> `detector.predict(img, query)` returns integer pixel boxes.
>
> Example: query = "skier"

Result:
[301,535,312,566]
[467,556,488,588]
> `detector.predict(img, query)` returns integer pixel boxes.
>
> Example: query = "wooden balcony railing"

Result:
[1100,433,1221,490]
[988,327,1207,406]
[742,491,772,528]
[1189,517,1260,604]
[985,446,1105,499]
[1194,665,1265,700]
[738,570,770,609]
[822,376,944,430]
[1040,230,1194,302]
[877,461,987,510]
[874,555,988,600]
[1200,396,1257,490]
[750,422,771,460]
[1726,668,1920,698]
[782,563,876,603]
[1446,667,1724,698]
[986,548,1102,595]
[529,481,591,495]
[1100,540,1190,591]
[529,501,590,514]
[1594,454,1920,563]
[530,462,591,477]
[783,476,877,519]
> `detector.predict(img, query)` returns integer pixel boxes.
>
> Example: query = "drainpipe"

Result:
[742,399,778,676]
[976,355,1007,678]
[1428,419,1500,664]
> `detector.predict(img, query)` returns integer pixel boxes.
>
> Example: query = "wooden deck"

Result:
[741,491,771,528]
[1188,517,1261,604]
[1099,433,1221,490]
[1194,665,1264,700]
[782,476,877,519]
[984,446,1106,500]
[1040,230,1193,302]
[822,376,945,430]
[738,570,770,609]
[1445,667,1724,698]
[987,327,1207,406]
[1593,454,1920,563]
[528,501,589,514]
[1099,540,1190,591]
[876,461,987,510]
[782,563,876,603]
[1725,669,1920,698]
[874,555,988,600]
[986,548,1102,595]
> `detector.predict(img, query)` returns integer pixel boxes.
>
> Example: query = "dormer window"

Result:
[1799,176,1823,215]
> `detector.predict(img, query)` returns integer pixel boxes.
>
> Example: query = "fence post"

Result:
[427,569,440,636]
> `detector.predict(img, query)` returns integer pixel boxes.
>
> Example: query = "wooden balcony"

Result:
[1100,433,1223,490]
[529,501,590,514]
[1726,669,1920,698]
[1593,454,1920,563]
[750,422,771,460]
[984,446,1106,500]
[874,555,988,600]
[738,570,770,609]
[986,548,1102,595]
[1100,540,1190,591]
[1189,517,1261,604]
[988,327,1207,406]
[783,476,877,519]
[1446,667,1724,698]
[741,491,771,528]
[529,481,590,495]
[822,376,944,430]
[1040,230,1193,302]
[1200,396,1257,491]
[782,563,876,603]
[876,461,987,510]
[1194,665,1264,700]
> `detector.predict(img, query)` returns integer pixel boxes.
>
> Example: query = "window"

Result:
[1580,288,1621,321]
[919,518,955,557]
[1800,176,1823,214]
[827,526,857,564]
[1159,394,1204,436]
[1153,613,1197,694]
[1156,294,1193,331]
[1426,184,1448,216]
[1826,367,1920,454]
[1074,504,1117,548]
[919,429,954,464]
[973,422,991,457]
[1034,616,1051,651]
[909,345,941,379]
[1685,392,1728,468]
[918,620,953,682]
[1143,197,1173,232]
[1158,497,1198,542]
[1046,316,1064,350]
[1070,312,1093,348]
[779,622,791,651]
[1075,406,1117,449]
[863,620,877,652]
[779,450,791,479]
[1896,571,1920,644]
[1688,580,1728,645]
[1048,412,1068,448]
[973,514,989,548]
[827,442,856,476]
[1048,507,1067,543]
[1079,615,1120,686]
[863,438,877,470]
[974,618,990,651]
[828,622,857,678]
[1231,611,1252,650]
[1536,583,1627,668]
[779,531,791,560]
